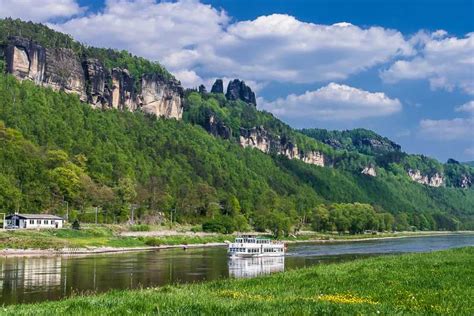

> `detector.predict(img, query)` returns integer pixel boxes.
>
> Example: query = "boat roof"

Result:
[6,214,64,220]
[236,235,271,240]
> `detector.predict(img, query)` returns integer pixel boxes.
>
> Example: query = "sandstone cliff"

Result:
[211,79,224,94]
[3,37,183,119]
[361,166,377,177]
[225,79,257,106]
[239,126,326,167]
[407,169,444,187]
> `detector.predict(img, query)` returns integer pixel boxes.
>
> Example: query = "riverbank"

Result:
[0,227,471,256]
[3,247,473,315]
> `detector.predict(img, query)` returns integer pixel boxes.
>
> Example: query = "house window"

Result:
[29,220,34,224]
[44,220,48,224]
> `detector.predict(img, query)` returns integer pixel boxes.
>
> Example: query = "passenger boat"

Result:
[228,236,285,257]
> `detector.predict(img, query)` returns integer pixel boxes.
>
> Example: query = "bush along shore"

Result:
[2,247,473,315]
[0,225,466,255]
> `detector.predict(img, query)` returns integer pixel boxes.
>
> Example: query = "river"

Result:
[0,233,472,305]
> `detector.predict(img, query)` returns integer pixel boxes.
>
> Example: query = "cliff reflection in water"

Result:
[228,256,285,278]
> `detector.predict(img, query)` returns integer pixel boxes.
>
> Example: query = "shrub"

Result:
[71,219,80,230]
[129,224,150,232]
[202,216,235,234]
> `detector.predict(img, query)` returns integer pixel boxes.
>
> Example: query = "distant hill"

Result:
[300,128,401,156]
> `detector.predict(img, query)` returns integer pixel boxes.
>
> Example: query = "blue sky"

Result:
[1,0,473,162]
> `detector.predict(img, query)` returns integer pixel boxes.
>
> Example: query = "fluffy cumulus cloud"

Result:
[41,0,413,88]
[381,31,474,95]
[260,83,402,121]
[0,0,84,22]
[455,100,474,114]
[53,0,229,66]
[419,117,474,140]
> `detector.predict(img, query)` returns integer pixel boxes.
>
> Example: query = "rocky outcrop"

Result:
[300,151,325,167]
[226,79,256,106]
[83,58,111,108]
[361,166,377,177]
[408,169,444,187]
[204,113,231,139]
[239,126,326,167]
[356,137,401,153]
[140,74,183,119]
[459,175,472,188]
[44,47,87,101]
[211,79,224,94]
[3,37,183,119]
[4,37,46,85]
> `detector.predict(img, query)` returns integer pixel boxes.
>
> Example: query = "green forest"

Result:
[0,73,473,233]
[0,18,473,235]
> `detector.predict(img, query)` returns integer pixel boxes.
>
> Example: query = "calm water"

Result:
[0,234,472,305]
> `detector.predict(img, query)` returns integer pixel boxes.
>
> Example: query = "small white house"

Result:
[5,214,64,229]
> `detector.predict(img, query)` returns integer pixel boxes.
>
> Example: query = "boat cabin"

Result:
[235,237,271,244]
[228,236,285,257]
[5,214,64,229]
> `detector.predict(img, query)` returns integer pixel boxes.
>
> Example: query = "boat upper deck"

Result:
[234,237,272,244]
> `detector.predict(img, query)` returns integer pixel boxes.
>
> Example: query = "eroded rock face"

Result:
[44,48,87,100]
[240,127,272,153]
[204,113,231,139]
[3,37,184,119]
[5,37,46,84]
[239,126,326,167]
[140,74,183,119]
[361,166,377,177]
[211,79,224,94]
[459,175,472,188]
[226,79,256,106]
[300,151,325,167]
[83,58,111,108]
[408,169,444,187]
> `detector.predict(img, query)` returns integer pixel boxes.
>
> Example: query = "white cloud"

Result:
[0,0,84,22]
[455,100,474,114]
[260,83,402,121]
[171,70,203,88]
[53,0,229,68]
[381,31,474,95]
[419,117,474,140]
[48,1,413,87]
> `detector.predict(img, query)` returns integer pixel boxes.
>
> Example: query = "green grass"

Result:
[0,227,232,249]
[0,226,144,249]
[2,247,472,315]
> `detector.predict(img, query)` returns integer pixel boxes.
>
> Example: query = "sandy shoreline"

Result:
[0,231,471,257]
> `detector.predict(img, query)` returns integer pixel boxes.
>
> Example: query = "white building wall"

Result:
[23,219,64,229]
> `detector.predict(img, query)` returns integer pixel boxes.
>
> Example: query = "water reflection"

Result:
[228,256,285,278]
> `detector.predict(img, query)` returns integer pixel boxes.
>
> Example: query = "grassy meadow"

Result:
[0,226,232,250]
[2,247,472,315]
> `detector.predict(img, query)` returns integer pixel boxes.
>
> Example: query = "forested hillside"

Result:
[1,73,474,232]
[0,18,473,234]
